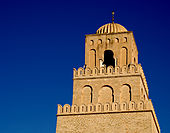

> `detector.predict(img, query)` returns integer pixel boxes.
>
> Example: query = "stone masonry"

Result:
[56,12,160,133]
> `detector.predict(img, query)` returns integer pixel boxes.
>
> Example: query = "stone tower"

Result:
[56,12,160,133]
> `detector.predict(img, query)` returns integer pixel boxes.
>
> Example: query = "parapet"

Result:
[73,64,139,78]
[73,64,149,95]
[57,100,153,115]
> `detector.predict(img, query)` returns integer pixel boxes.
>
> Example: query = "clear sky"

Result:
[0,0,170,133]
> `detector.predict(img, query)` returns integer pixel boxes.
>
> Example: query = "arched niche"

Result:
[89,49,96,68]
[98,85,114,104]
[123,37,127,43]
[81,86,93,104]
[107,38,110,44]
[115,38,119,43]
[89,40,94,45]
[98,39,102,44]
[120,84,131,102]
[120,47,128,66]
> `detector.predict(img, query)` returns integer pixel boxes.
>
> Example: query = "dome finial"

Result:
[112,11,115,23]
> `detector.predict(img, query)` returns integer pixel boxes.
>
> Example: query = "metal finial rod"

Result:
[112,11,115,23]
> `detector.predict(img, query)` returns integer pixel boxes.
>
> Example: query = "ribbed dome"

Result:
[96,23,127,34]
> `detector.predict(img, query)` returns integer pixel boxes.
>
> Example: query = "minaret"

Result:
[56,12,160,133]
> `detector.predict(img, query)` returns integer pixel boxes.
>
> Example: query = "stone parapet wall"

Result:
[73,64,149,96]
[57,100,153,115]
[56,100,160,133]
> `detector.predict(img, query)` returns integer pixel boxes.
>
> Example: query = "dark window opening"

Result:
[90,106,92,111]
[103,50,115,68]
[129,88,132,101]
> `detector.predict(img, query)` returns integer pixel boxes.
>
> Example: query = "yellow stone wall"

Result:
[85,32,138,69]
[56,111,158,133]
[72,64,148,106]
[73,70,141,105]
[56,20,160,133]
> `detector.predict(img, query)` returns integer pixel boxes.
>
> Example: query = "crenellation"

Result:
[73,68,77,77]
[85,67,92,76]
[73,64,143,78]
[111,102,120,111]
[96,103,102,112]
[99,66,106,75]
[73,65,149,99]
[129,101,136,110]
[71,104,79,113]
[121,65,128,74]
[103,103,111,112]
[115,66,120,74]
[77,67,85,76]
[80,104,87,113]
[128,64,137,73]
[120,102,128,111]
[92,67,99,75]
[106,65,114,75]
[63,104,71,113]
[57,104,63,114]
[87,104,95,112]
[57,100,154,115]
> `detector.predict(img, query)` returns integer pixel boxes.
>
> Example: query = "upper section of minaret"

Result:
[96,23,127,34]
[84,11,138,69]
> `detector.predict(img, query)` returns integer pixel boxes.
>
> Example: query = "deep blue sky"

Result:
[0,0,170,133]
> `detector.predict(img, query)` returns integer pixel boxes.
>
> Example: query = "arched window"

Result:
[90,40,94,45]
[98,86,114,104]
[120,47,128,66]
[98,39,102,44]
[89,49,96,68]
[120,84,131,102]
[103,50,115,68]
[134,57,136,64]
[123,37,127,42]
[81,86,92,104]
[107,39,110,44]
[115,38,119,43]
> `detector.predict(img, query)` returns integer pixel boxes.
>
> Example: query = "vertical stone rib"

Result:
[111,23,114,33]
